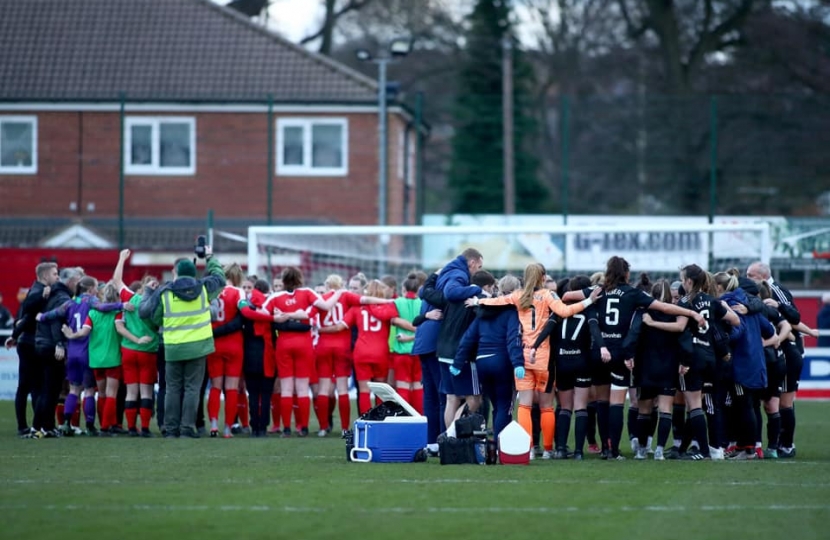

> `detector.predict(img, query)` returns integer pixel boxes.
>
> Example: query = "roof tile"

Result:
[0,0,378,103]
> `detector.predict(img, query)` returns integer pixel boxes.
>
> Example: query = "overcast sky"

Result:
[215,0,542,47]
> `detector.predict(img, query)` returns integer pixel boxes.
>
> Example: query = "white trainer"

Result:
[653,447,665,461]
[541,450,553,460]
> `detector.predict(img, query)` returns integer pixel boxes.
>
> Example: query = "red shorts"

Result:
[316,347,353,379]
[207,348,243,379]
[121,349,157,385]
[93,366,122,381]
[391,354,421,384]
[276,341,314,380]
[354,356,389,382]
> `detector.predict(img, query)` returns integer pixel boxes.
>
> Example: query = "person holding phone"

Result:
[139,237,226,438]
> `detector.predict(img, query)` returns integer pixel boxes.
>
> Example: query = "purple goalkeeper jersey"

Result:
[41,294,122,362]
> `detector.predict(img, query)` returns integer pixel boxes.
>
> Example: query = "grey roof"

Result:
[0,0,378,102]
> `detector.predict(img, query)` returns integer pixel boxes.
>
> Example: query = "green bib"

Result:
[88,310,122,369]
[121,294,159,353]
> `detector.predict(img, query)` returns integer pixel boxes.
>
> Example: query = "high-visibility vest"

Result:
[161,287,213,345]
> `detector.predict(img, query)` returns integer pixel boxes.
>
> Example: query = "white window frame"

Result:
[124,116,196,175]
[276,117,348,177]
[0,115,37,174]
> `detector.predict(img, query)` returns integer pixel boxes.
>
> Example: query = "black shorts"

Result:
[609,363,632,388]
[679,345,714,393]
[589,355,612,386]
[759,348,785,401]
[555,359,592,392]
[638,386,676,401]
[781,341,803,393]
[610,347,633,388]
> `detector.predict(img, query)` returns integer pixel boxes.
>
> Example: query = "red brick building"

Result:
[0,0,423,252]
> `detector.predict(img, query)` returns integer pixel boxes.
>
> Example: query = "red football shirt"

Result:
[344,303,399,361]
[264,288,322,346]
[317,290,362,351]
[212,286,244,353]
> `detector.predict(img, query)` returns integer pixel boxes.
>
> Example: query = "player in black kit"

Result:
[564,257,707,459]
[676,264,740,460]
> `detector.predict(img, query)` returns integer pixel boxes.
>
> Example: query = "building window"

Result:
[276,118,348,176]
[0,116,37,174]
[124,117,195,175]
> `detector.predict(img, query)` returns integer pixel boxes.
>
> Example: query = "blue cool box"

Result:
[349,383,428,463]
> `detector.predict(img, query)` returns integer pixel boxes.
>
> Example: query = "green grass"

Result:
[2,401,830,540]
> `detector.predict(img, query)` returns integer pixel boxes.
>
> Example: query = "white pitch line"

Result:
[3,478,829,488]
[0,504,827,514]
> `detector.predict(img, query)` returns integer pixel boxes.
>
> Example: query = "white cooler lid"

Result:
[368,382,423,418]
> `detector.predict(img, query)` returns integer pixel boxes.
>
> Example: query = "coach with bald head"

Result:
[746,261,801,458]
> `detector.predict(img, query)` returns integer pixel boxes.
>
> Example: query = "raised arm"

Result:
[201,252,226,300]
[112,249,130,291]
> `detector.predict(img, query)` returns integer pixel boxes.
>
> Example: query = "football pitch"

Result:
[2,401,829,540]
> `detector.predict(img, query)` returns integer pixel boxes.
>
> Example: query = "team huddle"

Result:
[6,244,817,461]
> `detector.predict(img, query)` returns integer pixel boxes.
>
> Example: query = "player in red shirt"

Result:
[206,264,246,438]
[324,280,414,415]
[315,274,395,434]
[264,267,344,437]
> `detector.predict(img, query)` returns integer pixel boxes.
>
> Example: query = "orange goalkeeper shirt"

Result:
[479,289,587,370]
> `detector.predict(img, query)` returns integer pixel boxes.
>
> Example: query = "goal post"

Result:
[247,221,771,285]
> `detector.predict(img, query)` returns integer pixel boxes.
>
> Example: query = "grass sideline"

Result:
[2,401,829,540]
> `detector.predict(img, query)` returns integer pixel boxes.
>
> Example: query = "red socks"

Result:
[55,403,65,425]
[103,397,117,430]
[139,407,152,430]
[224,389,238,428]
[238,392,249,428]
[358,393,371,416]
[315,395,329,431]
[338,394,351,431]
[327,393,337,418]
[411,388,424,415]
[270,394,281,429]
[280,395,293,432]
[97,396,105,425]
[71,408,81,428]
[124,400,139,430]
[297,396,311,431]
[207,387,221,422]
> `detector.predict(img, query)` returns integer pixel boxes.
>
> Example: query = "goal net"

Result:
[246,219,771,286]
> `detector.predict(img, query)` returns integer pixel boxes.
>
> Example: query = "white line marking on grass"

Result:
[4,478,830,488]
[0,504,828,514]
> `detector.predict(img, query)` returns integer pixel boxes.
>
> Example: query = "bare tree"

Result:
[617,0,770,93]
[299,0,375,56]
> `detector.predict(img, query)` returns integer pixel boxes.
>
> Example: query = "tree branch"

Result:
[618,0,649,39]
[299,0,373,46]
[685,0,754,74]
